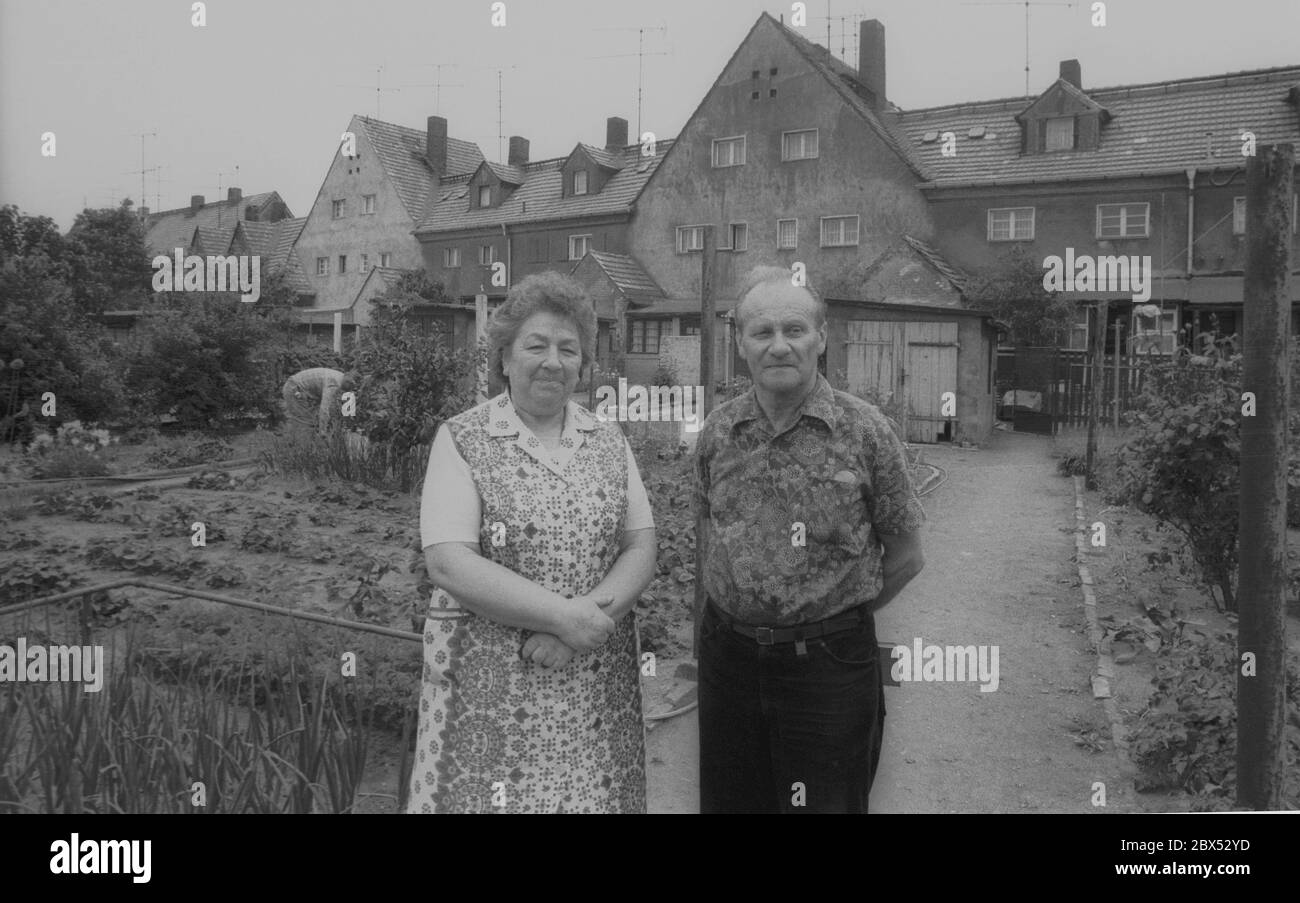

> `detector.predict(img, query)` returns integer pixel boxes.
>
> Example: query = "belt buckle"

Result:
[754,626,775,645]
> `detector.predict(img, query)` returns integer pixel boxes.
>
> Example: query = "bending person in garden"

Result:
[409,271,657,814]
[693,266,927,813]
[280,367,357,438]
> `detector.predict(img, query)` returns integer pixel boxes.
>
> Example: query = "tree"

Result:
[965,245,1076,346]
[64,199,152,317]
[0,205,127,433]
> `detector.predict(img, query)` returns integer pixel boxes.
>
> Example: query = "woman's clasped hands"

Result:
[520,593,616,669]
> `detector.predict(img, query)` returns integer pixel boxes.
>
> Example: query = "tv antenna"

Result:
[336,64,402,117]
[587,24,668,142]
[126,130,157,213]
[962,1,1075,96]
[401,63,466,113]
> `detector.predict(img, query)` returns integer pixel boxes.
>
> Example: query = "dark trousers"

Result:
[698,601,886,813]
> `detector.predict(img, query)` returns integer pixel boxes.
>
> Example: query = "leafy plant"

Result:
[1114,352,1242,610]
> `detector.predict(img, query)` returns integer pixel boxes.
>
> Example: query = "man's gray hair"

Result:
[732,265,825,331]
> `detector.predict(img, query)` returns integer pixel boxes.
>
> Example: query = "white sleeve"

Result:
[624,438,654,532]
[420,424,482,548]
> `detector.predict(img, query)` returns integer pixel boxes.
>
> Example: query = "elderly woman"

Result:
[408,272,657,814]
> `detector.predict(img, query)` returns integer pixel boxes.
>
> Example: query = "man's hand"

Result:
[521,632,576,669]
[553,594,616,653]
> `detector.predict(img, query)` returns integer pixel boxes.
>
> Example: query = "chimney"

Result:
[857,19,886,110]
[426,115,448,176]
[606,116,629,150]
[1059,59,1082,89]
[190,194,205,213]
[227,187,242,203]
[508,135,530,167]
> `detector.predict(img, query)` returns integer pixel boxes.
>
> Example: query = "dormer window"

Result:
[573,171,588,196]
[1045,117,1075,152]
[478,185,491,208]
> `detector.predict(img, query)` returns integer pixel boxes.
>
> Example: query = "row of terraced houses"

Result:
[128,13,1300,444]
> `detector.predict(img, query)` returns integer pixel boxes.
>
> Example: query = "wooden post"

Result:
[475,291,489,403]
[693,227,715,656]
[700,227,716,417]
[1112,320,1123,431]
[1236,142,1294,811]
[1085,300,1108,490]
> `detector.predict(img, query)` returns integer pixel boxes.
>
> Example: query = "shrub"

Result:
[1115,352,1242,611]
[347,288,480,450]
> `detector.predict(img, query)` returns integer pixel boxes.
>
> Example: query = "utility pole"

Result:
[1236,142,1294,810]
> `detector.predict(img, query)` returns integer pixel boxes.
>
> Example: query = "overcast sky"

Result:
[2,0,1296,231]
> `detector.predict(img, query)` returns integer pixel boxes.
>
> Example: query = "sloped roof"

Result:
[356,116,485,220]
[574,251,664,304]
[901,66,1300,186]
[484,161,526,184]
[143,191,285,256]
[579,144,624,170]
[415,140,673,234]
[774,15,924,178]
[902,236,968,293]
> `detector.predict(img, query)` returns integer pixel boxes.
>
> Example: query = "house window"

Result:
[316,257,329,276]
[1233,196,1246,235]
[1045,117,1075,152]
[331,199,346,218]
[444,247,461,268]
[1131,307,1178,355]
[380,252,391,268]
[338,255,347,274]
[988,207,1035,241]
[781,129,818,161]
[712,136,746,168]
[1097,203,1149,239]
[478,185,491,208]
[573,171,588,196]
[721,223,748,252]
[479,244,495,265]
[628,320,665,354]
[569,234,591,260]
[676,225,706,253]
[777,218,798,249]
[361,194,376,215]
[820,215,859,247]
[360,253,370,274]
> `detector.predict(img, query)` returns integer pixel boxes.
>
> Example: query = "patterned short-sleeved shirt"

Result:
[694,373,925,626]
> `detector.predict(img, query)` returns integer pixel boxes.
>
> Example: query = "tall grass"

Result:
[0,631,379,814]
[260,429,430,494]
[1051,425,1133,495]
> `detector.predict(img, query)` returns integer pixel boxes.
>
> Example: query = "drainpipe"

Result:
[1185,167,1196,278]
[502,222,511,288]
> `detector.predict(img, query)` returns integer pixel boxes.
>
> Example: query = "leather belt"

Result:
[710,601,868,646]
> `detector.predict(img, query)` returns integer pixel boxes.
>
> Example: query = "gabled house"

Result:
[229,216,314,305]
[413,116,670,368]
[900,60,1300,356]
[142,188,292,257]
[627,12,997,442]
[292,114,485,345]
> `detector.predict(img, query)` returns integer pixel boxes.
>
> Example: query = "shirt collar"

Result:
[486,390,599,437]
[725,372,838,436]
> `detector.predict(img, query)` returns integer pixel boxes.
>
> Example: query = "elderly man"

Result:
[693,266,926,814]
[281,367,356,438]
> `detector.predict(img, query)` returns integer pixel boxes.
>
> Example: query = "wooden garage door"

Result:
[904,322,958,443]
[845,320,958,443]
